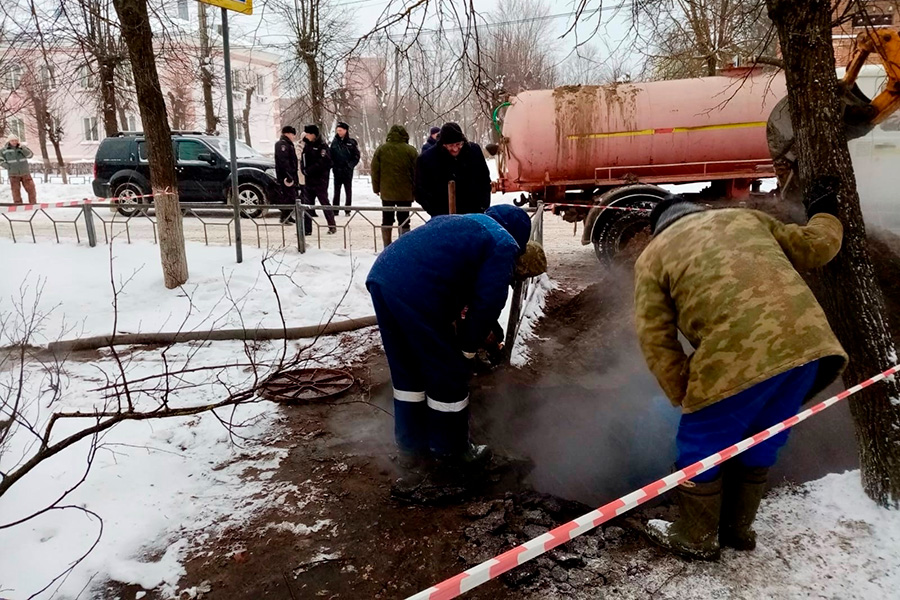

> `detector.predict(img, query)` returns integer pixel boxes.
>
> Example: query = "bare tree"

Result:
[558,42,635,85]
[198,3,219,134]
[112,0,188,289]
[275,0,350,127]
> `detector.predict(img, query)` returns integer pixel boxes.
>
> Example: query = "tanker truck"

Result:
[492,29,900,262]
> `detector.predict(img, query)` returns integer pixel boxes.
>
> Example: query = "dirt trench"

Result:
[119,208,900,600]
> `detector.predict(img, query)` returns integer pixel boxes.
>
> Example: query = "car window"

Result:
[206,138,264,159]
[177,140,210,161]
[137,141,148,161]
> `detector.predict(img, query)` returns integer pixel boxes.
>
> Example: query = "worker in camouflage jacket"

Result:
[0,136,36,204]
[634,184,848,561]
[371,125,418,247]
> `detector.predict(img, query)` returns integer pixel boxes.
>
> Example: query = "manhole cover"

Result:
[260,368,354,403]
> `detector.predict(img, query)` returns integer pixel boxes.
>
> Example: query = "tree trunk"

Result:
[242,87,254,146]
[198,3,218,134]
[767,0,900,507]
[98,60,120,136]
[48,124,67,185]
[113,0,189,289]
[304,54,324,126]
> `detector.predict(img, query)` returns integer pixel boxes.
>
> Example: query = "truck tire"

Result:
[590,184,669,263]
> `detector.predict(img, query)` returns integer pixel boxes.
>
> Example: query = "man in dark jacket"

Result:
[301,124,336,234]
[421,126,440,153]
[371,125,418,248]
[366,205,533,497]
[0,137,36,204]
[273,126,309,231]
[415,122,491,216]
[331,121,360,216]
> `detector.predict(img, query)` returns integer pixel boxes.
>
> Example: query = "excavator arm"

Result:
[767,28,900,194]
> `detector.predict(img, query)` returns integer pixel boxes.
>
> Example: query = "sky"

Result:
[230,0,637,70]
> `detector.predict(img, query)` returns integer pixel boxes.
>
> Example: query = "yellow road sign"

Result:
[199,0,253,16]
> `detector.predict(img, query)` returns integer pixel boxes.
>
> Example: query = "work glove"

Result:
[804,176,840,218]
[514,241,548,280]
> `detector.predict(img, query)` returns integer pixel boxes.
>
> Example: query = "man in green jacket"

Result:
[0,137,36,204]
[371,125,418,248]
[634,184,848,561]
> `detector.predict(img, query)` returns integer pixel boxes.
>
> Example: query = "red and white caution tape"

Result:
[3,198,96,213]
[545,202,651,213]
[405,363,900,600]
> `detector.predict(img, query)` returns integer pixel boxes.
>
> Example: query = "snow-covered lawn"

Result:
[0,239,377,346]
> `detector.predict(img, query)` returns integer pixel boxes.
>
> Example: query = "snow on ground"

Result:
[625,470,900,600]
[510,274,555,368]
[0,239,377,346]
[0,328,378,599]
[0,180,95,204]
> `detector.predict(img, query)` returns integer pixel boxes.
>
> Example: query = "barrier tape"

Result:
[3,198,95,213]
[545,202,651,213]
[405,363,900,600]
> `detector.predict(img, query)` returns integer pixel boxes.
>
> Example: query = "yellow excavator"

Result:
[767,28,900,193]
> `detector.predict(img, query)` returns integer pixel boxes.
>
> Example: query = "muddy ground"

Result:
[111,206,900,600]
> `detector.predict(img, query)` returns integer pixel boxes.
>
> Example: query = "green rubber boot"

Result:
[646,477,722,561]
[720,465,769,551]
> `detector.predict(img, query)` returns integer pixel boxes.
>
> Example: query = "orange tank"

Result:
[497,71,788,194]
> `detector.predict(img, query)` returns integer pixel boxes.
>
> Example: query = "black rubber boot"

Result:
[381,228,393,248]
[720,465,769,551]
[646,477,722,561]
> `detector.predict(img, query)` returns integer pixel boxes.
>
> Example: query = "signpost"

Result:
[199,0,253,263]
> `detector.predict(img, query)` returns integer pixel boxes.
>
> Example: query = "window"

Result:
[9,118,26,142]
[4,64,23,89]
[852,12,893,27]
[175,0,189,20]
[137,141,149,160]
[79,65,94,89]
[39,65,56,88]
[256,73,266,96]
[231,69,242,88]
[125,115,137,132]
[177,140,209,161]
[83,117,99,141]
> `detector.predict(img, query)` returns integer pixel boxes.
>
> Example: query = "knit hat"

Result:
[303,124,320,136]
[438,122,465,145]
[485,205,531,255]
[649,195,707,235]
[429,126,441,136]
[336,121,350,131]
[281,125,296,135]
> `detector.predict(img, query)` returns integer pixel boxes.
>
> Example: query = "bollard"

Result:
[83,202,97,247]
[448,180,457,214]
[296,202,306,254]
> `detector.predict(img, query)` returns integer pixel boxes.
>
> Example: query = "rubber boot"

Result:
[381,228,393,249]
[646,477,722,561]
[720,465,769,551]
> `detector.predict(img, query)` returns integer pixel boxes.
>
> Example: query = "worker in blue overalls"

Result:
[366,205,535,493]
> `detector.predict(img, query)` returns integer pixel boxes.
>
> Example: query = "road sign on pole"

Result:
[199,0,253,15]
[204,0,252,264]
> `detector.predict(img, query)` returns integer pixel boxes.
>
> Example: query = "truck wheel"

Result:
[590,184,669,263]
[114,182,149,217]
[232,183,265,219]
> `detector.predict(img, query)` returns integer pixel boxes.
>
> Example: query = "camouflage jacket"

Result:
[634,209,848,414]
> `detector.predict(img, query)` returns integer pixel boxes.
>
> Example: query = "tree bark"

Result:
[198,3,218,134]
[767,0,900,507]
[242,87,254,146]
[98,59,120,136]
[113,0,189,289]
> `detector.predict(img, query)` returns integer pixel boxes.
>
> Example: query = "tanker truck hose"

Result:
[46,315,379,353]
[492,102,511,136]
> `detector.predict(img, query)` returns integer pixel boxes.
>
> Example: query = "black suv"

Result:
[92,132,279,217]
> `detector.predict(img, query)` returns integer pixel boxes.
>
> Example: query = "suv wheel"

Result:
[115,182,148,216]
[234,183,265,219]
